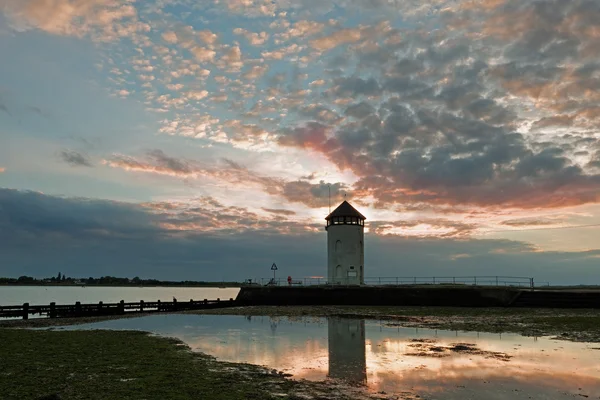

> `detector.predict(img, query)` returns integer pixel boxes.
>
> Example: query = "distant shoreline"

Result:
[0,283,241,288]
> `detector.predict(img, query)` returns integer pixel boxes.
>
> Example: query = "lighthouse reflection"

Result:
[327,317,367,385]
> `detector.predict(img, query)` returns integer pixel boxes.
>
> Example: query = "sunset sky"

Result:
[1,0,600,283]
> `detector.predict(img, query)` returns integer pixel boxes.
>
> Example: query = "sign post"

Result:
[271,263,278,282]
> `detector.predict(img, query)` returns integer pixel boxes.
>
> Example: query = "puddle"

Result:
[57,314,600,399]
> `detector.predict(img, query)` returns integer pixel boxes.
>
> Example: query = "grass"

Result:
[0,329,305,400]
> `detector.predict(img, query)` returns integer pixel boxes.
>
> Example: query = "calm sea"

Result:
[0,286,240,306]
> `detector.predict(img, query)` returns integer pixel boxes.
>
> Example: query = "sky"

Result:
[1,0,600,284]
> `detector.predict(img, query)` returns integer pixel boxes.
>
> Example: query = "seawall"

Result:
[236,286,521,307]
[236,286,600,308]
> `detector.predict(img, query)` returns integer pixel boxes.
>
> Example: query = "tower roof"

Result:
[325,200,366,221]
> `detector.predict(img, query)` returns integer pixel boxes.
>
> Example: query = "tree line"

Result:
[0,273,239,287]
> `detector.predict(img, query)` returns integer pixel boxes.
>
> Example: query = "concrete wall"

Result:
[236,285,521,307]
[327,224,364,285]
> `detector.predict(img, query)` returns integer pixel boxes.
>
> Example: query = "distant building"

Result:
[325,200,366,285]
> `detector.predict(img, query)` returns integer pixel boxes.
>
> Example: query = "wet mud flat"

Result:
[0,328,412,400]
[405,339,512,361]
[46,313,600,400]
[3,310,600,400]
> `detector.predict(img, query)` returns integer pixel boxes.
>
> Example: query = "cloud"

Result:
[368,218,478,238]
[103,150,348,209]
[161,31,178,44]
[242,65,269,80]
[262,1,600,210]
[5,0,600,271]
[2,188,600,284]
[1,0,147,42]
[103,150,198,178]
[500,218,563,227]
[59,150,93,167]
[310,27,363,52]
[233,28,269,46]
[0,103,11,116]
[261,208,297,216]
[281,180,350,208]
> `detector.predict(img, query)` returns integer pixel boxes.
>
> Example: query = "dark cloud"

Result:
[2,189,600,284]
[0,103,11,116]
[59,150,93,167]
[344,102,376,119]
[272,0,600,210]
[261,208,297,216]
[282,180,350,208]
[333,76,381,97]
[147,149,193,174]
[501,218,561,227]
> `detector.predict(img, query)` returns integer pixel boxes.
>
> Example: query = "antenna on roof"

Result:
[328,184,331,214]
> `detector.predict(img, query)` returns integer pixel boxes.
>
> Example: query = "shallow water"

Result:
[58,314,600,399]
[0,286,240,305]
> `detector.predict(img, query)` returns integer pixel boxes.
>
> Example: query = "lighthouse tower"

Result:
[325,201,366,285]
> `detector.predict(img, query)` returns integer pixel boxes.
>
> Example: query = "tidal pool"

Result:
[58,314,600,399]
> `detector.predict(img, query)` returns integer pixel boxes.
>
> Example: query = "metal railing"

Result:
[244,276,535,288]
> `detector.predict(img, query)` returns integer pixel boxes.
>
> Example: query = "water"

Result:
[0,286,240,305]
[58,314,600,399]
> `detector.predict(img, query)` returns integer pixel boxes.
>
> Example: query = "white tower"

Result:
[325,201,366,285]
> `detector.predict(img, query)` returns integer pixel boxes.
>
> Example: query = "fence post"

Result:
[119,300,125,314]
[76,301,82,316]
[433,277,436,284]
[530,278,534,289]
[204,298,208,305]
[173,298,177,311]
[98,301,103,314]
[453,277,456,284]
[22,303,29,320]
[50,302,56,318]
[229,298,234,302]
[474,276,477,286]
[216,298,220,302]
[140,300,144,313]
[157,299,161,312]
[496,276,499,286]
[378,277,381,285]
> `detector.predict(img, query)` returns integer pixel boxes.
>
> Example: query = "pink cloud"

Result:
[2,0,145,42]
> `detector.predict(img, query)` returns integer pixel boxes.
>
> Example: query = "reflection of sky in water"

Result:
[60,315,600,399]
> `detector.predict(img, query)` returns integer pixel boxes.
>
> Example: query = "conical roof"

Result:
[325,200,366,221]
